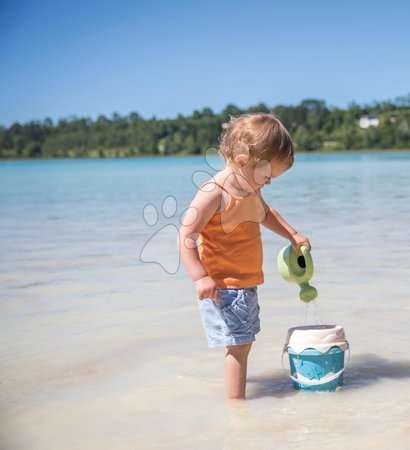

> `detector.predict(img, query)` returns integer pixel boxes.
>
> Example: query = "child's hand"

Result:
[290,233,311,256]
[195,276,220,304]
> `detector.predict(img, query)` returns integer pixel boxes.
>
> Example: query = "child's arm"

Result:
[178,184,223,303]
[258,193,311,254]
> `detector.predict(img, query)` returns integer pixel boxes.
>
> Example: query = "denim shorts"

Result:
[197,286,260,348]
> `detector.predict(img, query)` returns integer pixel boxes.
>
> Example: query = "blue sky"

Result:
[1,0,409,126]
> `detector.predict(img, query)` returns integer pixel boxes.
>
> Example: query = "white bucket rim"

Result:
[284,324,349,354]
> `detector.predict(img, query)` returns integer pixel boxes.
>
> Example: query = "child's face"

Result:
[234,157,290,192]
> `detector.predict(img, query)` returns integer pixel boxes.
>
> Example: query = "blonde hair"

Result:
[219,113,294,167]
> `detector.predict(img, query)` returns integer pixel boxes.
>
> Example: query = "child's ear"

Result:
[233,153,249,167]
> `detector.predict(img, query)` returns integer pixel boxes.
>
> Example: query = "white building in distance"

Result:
[359,115,380,129]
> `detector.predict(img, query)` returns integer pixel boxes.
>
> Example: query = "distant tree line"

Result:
[1,95,409,159]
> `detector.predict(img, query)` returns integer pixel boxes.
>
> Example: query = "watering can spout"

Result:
[277,245,318,303]
[299,282,318,303]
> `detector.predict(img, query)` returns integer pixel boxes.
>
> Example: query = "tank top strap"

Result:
[201,180,234,215]
[201,180,231,195]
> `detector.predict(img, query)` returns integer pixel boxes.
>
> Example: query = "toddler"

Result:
[178,113,311,400]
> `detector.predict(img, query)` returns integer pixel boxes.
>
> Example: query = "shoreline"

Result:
[1,148,409,163]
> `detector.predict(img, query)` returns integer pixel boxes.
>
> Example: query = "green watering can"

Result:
[277,245,318,303]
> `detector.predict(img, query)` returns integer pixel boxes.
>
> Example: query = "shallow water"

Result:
[1,153,410,449]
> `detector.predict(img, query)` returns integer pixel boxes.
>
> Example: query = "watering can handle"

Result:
[281,346,351,387]
[299,244,313,263]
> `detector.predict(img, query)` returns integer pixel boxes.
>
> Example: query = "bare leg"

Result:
[224,343,252,400]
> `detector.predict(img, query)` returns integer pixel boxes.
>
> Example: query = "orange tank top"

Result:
[197,180,268,288]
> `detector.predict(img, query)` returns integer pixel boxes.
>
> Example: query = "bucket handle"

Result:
[281,345,350,387]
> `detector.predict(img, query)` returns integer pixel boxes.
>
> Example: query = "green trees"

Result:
[0,96,409,159]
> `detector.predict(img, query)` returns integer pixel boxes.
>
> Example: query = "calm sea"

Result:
[1,152,409,282]
[1,152,409,450]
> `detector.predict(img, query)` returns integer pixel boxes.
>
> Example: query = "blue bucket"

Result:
[287,346,345,391]
[282,325,349,392]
